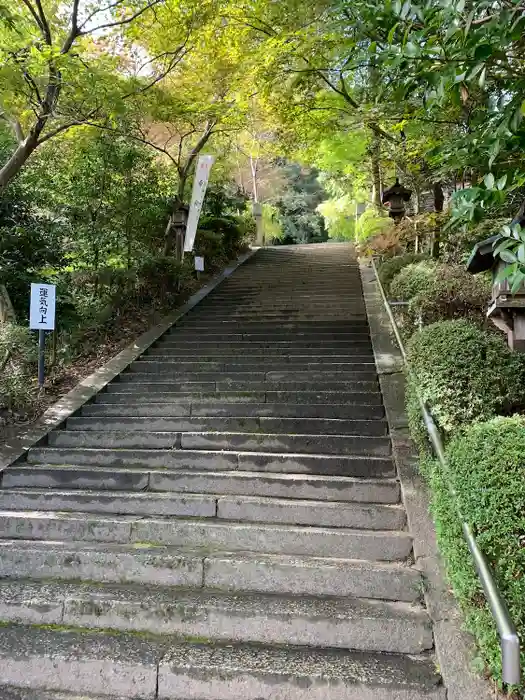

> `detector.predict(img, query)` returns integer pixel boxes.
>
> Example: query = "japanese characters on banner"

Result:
[29,283,56,330]
[184,155,215,253]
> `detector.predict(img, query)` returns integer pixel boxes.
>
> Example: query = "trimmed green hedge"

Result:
[377,253,428,294]
[405,320,525,451]
[390,261,436,301]
[427,416,525,690]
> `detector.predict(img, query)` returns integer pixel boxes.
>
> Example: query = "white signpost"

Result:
[194,256,205,272]
[184,155,215,254]
[29,283,56,387]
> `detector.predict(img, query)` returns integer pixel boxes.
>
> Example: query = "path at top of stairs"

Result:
[0,244,444,700]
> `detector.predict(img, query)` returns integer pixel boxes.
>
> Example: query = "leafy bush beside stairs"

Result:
[425,417,525,691]
[405,319,525,453]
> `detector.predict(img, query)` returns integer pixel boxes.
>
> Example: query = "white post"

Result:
[253,201,263,246]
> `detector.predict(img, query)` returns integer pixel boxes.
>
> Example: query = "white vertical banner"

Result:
[184,155,215,253]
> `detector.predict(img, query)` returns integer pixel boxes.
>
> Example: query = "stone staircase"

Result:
[0,244,444,699]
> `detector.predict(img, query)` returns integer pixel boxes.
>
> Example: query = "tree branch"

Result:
[121,47,190,99]
[0,113,25,143]
[20,0,45,38]
[80,0,163,36]
[61,0,82,54]
[33,0,52,44]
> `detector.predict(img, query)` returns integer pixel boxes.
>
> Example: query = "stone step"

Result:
[0,513,412,559]
[97,390,384,404]
[0,490,404,530]
[123,368,379,382]
[0,581,432,653]
[179,432,391,456]
[105,379,380,392]
[2,466,401,503]
[48,430,391,456]
[147,347,375,357]
[139,358,377,371]
[0,540,421,600]
[0,489,217,517]
[66,416,388,436]
[81,401,385,419]
[128,363,378,379]
[27,447,395,477]
[175,321,370,330]
[156,339,373,349]
[165,331,372,341]
[0,626,444,699]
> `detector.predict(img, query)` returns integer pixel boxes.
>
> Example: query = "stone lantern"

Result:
[382,178,412,220]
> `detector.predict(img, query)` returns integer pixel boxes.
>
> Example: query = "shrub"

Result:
[405,319,525,450]
[377,253,429,293]
[390,261,437,300]
[409,264,491,326]
[0,323,37,418]
[360,228,402,259]
[427,416,525,690]
[356,208,395,243]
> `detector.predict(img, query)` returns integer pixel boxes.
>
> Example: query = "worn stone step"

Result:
[0,540,421,599]
[48,430,391,454]
[0,626,445,699]
[0,512,411,559]
[157,641,444,700]
[127,518,412,560]
[0,581,432,653]
[139,359,377,372]
[0,489,402,529]
[216,495,405,529]
[66,416,388,436]
[175,321,370,331]
[107,379,380,392]
[27,447,395,477]
[180,432,391,457]
[0,625,161,698]
[146,348,375,359]
[0,539,204,586]
[129,363,378,379]
[97,390,384,404]
[2,466,400,503]
[0,489,217,517]
[156,339,373,349]
[81,401,385,419]
[166,332,372,342]
[98,390,269,403]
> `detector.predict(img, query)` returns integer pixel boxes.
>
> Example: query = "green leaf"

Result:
[497,174,507,190]
[479,67,486,90]
[510,271,525,294]
[499,250,518,264]
[495,263,517,284]
[388,22,400,43]
[474,44,493,61]
[484,173,495,190]
[368,41,377,54]
[510,107,522,132]
[400,1,411,19]
[517,246,525,264]
[521,100,525,117]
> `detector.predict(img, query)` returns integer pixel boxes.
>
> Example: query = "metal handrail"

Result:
[371,258,521,688]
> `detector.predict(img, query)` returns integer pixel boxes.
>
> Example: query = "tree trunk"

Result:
[163,177,186,258]
[431,182,445,258]
[370,132,382,209]
[0,135,39,190]
[433,182,444,212]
